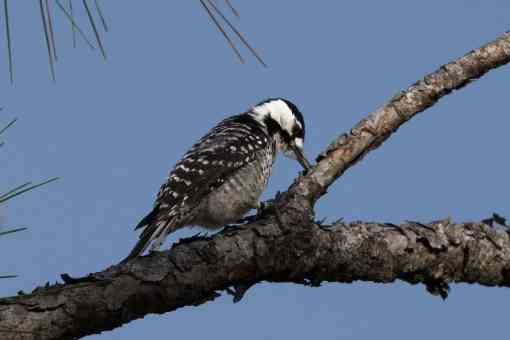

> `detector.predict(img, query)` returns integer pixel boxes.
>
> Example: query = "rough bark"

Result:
[0,32,509,339]
[2,216,510,339]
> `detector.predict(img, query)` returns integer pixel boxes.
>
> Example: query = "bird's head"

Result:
[251,98,311,171]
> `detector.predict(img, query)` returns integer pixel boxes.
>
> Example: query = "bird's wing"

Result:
[149,114,270,227]
[121,114,271,263]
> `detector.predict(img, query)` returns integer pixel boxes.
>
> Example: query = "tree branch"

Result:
[307,31,510,201]
[1,216,510,339]
[1,32,509,339]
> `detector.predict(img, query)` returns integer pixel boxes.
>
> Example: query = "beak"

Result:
[290,141,312,172]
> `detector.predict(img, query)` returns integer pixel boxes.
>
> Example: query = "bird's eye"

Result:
[292,125,304,139]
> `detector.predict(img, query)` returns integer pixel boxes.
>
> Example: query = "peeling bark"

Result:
[0,32,509,339]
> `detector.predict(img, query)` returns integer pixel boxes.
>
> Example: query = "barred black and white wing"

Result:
[122,114,271,262]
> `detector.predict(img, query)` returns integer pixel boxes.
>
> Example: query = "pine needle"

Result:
[199,0,244,64]
[0,227,27,237]
[39,0,55,81]
[206,0,267,67]
[94,0,108,32]
[0,182,32,201]
[69,0,76,47]
[0,177,59,204]
[0,117,16,136]
[4,0,13,84]
[45,0,58,62]
[82,0,106,59]
[225,0,240,18]
[56,0,95,50]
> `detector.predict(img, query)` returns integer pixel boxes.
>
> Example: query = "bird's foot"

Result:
[234,199,278,225]
[256,198,278,217]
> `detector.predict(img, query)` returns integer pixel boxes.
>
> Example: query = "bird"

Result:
[121,98,311,263]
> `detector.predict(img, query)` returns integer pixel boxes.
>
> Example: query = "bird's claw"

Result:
[257,199,277,216]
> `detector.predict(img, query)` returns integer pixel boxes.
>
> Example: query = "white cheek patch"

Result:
[251,99,302,137]
[270,100,295,135]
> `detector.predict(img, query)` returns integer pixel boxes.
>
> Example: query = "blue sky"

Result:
[1,1,509,339]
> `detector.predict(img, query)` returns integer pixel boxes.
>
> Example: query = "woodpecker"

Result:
[122,98,311,262]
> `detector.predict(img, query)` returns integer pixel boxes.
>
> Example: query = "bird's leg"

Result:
[256,198,277,217]
[233,193,282,226]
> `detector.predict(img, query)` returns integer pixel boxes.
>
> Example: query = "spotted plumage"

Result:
[122,98,310,262]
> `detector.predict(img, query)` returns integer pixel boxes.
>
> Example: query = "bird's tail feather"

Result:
[135,206,159,230]
[120,219,170,264]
